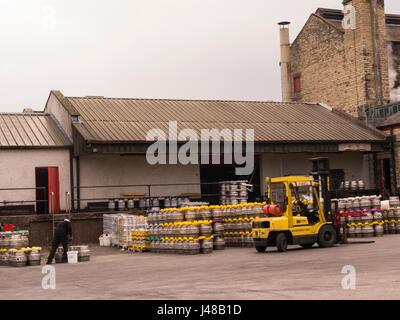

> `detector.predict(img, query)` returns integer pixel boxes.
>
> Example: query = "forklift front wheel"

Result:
[276,233,288,252]
[317,225,337,248]
[256,246,267,253]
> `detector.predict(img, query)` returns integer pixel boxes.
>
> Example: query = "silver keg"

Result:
[229,181,239,192]
[338,199,346,212]
[213,222,224,236]
[10,252,27,267]
[27,251,42,266]
[360,196,371,210]
[10,235,24,249]
[345,198,353,211]
[118,199,125,211]
[390,196,400,208]
[355,226,363,238]
[108,199,115,211]
[348,226,356,238]
[362,225,374,238]
[77,245,91,262]
[171,197,178,208]
[55,247,64,263]
[185,210,196,222]
[394,208,400,220]
[374,224,384,237]
[389,222,396,234]
[213,236,225,250]
[164,197,171,208]
[200,239,213,254]
[0,251,10,266]
[361,212,374,224]
[229,191,239,197]
[127,199,134,210]
[373,211,383,222]
[187,224,199,238]
[199,223,213,237]
[371,196,381,209]
[352,197,361,211]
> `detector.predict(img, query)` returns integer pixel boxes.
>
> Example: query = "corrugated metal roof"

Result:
[0,113,71,148]
[66,97,386,143]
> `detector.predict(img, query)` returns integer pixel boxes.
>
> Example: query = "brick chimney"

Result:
[343,0,390,115]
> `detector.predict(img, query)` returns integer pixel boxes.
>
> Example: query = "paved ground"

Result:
[1,235,400,300]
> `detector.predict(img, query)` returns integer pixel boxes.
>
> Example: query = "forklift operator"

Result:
[46,219,73,264]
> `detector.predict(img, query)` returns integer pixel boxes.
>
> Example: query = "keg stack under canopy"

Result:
[219,180,253,205]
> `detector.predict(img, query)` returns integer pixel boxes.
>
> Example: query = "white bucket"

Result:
[99,234,111,247]
[67,251,78,264]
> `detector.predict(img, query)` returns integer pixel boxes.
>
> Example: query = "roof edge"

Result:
[47,90,80,116]
[330,108,386,140]
[67,96,314,105]
[48,113,73,145]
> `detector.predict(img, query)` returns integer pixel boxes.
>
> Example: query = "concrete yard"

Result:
[1,235,400,300]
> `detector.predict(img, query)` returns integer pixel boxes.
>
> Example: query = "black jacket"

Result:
[55,221,72,240]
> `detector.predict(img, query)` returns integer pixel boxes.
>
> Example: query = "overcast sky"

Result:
[0,0,399,112]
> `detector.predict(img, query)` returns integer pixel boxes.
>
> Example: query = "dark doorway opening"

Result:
[200,156,261,204]
[35,167,60,214]
[35,168,48,214]
[330,169,345,191]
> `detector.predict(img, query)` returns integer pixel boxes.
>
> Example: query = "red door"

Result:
[48,167,60,214]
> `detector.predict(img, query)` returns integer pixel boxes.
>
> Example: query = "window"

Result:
[294,76,301,92]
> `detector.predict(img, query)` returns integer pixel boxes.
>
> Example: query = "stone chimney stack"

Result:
[343,0,390,114]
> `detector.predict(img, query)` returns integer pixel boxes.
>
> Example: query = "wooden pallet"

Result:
[128,247,150,253]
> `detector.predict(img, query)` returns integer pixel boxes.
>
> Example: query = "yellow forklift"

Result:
[252,158,338,253]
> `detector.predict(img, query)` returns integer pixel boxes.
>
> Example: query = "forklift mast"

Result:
[309,157,332,222]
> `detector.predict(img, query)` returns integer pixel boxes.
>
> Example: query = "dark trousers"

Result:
[47,235,68,263]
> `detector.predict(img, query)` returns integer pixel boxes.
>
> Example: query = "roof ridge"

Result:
[67,96,321,105]
[0,112,48,116]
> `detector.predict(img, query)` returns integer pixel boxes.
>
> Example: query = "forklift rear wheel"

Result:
[300,243,315,249]
[317,225,337,248]
[276,233,288,252]
[256,246,266,253]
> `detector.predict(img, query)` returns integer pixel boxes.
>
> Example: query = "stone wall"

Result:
[289,0,392,116]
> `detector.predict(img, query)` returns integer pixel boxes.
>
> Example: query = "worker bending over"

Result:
[47,219,73,264]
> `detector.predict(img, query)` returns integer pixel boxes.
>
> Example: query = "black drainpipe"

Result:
[69,148,75,211]
[76,156,81,212]
[390,127,398,195]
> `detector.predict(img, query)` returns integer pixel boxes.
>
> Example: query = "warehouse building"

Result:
[43,90,387,211]
[0,90,388,214]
